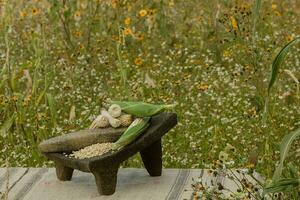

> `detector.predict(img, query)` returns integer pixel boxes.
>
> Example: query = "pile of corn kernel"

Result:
[71,143,115,159]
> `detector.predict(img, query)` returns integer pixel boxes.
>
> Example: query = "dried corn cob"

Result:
[108,104,122,118]
[118,114,133,127]
[101,109,121,128]
[89,115,109,129]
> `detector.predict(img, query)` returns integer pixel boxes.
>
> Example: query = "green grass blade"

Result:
[36,74,52,106]
[272,128,300,181]
[254,0,261,16]
[263,178,300,195]
[0,63,6,77]
[10,70,17,92]
[251,0,261,50]
[0,113,16,136]
[0,64,7,89]
[32,59,41,96]
[268,37,300,94]
[45,93,57,127]
[252,0,261,29]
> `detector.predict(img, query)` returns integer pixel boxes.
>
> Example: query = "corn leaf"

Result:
[0,113,16,136]
[111,101,174,117]
[46,93,57,127]
[272,128,300,181]
[113,117,150,150]
[268,37,300,94]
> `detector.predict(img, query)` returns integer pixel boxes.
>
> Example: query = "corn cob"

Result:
[89,114,109,129]
[118,114,133,127]
[108,104,122,118]
[101,109,121,128]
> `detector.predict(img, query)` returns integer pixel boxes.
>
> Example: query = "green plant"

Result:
[267,37,300,95]
[264,37,300,119]
[260,37,300,199]
[264,178,300,196]
[263,128,300,198]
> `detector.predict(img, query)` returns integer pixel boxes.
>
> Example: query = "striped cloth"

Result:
[0,168,262,200]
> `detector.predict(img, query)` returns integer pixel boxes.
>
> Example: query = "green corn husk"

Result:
[111,101,174,117]
[113,117,150,150]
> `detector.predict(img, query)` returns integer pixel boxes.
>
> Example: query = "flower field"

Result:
[0,0,300,184]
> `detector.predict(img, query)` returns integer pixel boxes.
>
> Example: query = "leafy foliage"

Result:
[268,37,300,94]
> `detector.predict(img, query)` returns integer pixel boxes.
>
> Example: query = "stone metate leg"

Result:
[55,162,74,181]
[91,165,119,195]
[140,139,162,176]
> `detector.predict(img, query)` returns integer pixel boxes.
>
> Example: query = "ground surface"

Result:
[0,0,300,178]
[0,168,263,200]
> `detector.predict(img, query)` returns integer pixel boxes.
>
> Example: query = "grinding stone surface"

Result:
[38,128,126,153]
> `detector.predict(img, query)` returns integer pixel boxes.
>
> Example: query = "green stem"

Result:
[262,95,269,125]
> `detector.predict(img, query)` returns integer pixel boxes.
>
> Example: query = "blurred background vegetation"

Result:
[0,0,300,179]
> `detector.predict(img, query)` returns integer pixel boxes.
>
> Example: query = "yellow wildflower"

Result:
[37,113,46,121]
[123,28,132,36]
[286,35,294,42]
[134,58,143,66]
[135,33,144,41]
[148,9,156,16]
[169,0,175,6]
[241,3,250,11]
[224,143,236,153]
[74,31,83,38]
[20,11,27,18]
[196,83,209,91]
[274,10,281,16]
[219,151,229,162]
[23,94,32,106]
[31,8,39,15]
[139,9,147,17]
[124,17,131,26]
[79,44,85,49]
[229,16,238,31]
[112,35,120,42]
[223,50,231,58]
[248,106,257,117]
[111,0,117,9]
[246,163,255,169]
[74,11,81,21]
[11,95,18,102]
[271,3,277,10]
